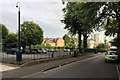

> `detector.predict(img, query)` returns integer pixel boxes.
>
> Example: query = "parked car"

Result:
[105,51,118,62]
[24,48,31,54]
[47,49,55,52]
[63,49,70,52]
[38,48,47,54]
[31,49,38,54]
[6,48,17,55]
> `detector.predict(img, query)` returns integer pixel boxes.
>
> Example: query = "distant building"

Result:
[94,34,105,46]
[89,39,95,48]
[44,38,64,47]
[56,38,64,47]
[44,38,56,46]
[89,34,105,48]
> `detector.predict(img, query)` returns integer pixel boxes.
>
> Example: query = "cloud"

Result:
[0,1,68,38]
[0,11,17,32]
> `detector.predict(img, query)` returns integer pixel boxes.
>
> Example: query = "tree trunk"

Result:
[83,34,88,49]
[117,21,120,62]
[78,31,82,48]
[29,45,32,53]
[116,12,120,62]
[117,32,120,62]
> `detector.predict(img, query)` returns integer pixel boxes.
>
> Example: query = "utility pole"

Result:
[16,2,22,61]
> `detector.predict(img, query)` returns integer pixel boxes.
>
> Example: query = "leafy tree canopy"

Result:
[63,34,70,46]
[3,32,17,49]
[62,2,102,48]
[0,24,9,39]
[21,21,44,48]
[95,2,120,37]
[96,43,108,51]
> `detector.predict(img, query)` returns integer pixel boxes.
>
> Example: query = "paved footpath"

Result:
[0,63,18,80]
[2,53,97,78]
[0,63,18,72]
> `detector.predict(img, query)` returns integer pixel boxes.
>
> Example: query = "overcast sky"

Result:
[0,0,116,42]
[0,0,68,38]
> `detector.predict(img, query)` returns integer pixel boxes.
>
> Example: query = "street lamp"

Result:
[16,2,22,61]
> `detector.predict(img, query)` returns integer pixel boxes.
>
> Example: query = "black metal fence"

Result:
[1,48,97,65]
[1,48,75,65]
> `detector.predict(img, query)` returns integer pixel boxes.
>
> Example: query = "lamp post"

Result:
[16,2,22,61]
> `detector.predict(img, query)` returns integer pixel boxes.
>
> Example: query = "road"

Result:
[22,55,118,79]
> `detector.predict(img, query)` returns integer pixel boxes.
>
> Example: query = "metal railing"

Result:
[1,48,75,65]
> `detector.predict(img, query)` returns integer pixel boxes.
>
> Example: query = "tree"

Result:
[96,43,108,52]
[66,43,76,48]
[21,21,44,49]
[70,37,77,46]
[65,36,78,48]
[0,24,9,51]
[62,2,83,48]
[94,2,120,58]
[0,24,9,39]
[62,2,101,48]
[3,32,17,49]
[75,2,101,49]
[63,34,70,46]
[110,37,119,47]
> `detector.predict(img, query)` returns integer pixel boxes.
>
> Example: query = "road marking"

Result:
[20,54,101,78]
[116,64,120,80]
[41,55,102,73]
[20,70,44,78]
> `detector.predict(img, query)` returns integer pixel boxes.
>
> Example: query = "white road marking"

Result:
[20,54,101,78]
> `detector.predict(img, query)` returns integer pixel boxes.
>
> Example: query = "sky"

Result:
[0,0,116,41]
[0,0,68,38]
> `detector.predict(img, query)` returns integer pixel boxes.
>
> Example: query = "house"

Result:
[44,38,64,47]
[56,38,64,47]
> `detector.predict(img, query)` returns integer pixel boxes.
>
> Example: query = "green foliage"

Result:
[95,2,120,37]
[62,2,101,48]
[21,21,44,48]
[63,35,78,48]
[63,34,70,46]
[34,43,52,48]
[66,43,76,48]
[62,3,84,48]
[3,32,17,49]
[0,24,9,51]
[0,24,9,39]
[94,2,120,54]
[96,43,108,52]
[111,37,119,47]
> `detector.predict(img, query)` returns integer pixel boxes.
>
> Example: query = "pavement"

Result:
[0,63,19,72]
[2,53,97,78]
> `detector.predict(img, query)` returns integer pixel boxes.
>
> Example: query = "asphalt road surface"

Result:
[22,55,118,79]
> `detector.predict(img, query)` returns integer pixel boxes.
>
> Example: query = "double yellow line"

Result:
[116,64,120,80]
